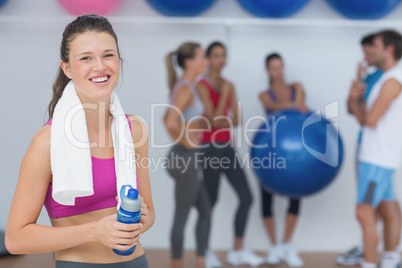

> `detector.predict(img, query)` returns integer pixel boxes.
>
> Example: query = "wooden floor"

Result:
[0,251,360,267]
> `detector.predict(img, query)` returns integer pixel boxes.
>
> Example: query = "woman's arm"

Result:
[163,85,196,149]
[259,92,294,111]
[128,115,155,234]
[293,83,309,112]
[6,126,142,254]
[229,82,240,127]
[5,126,96,254]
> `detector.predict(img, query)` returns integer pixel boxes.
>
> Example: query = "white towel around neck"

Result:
[50,80,137,209]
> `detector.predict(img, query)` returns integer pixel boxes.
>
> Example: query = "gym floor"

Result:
[0,251,360,268]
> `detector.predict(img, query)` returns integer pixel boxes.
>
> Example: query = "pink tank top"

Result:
[43,114,138,218]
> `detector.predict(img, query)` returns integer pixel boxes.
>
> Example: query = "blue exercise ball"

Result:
[0,0,9,9]
[251,110,343,198]
[237,0,310,18]
[327,0,400,19]
[146,0,216,16]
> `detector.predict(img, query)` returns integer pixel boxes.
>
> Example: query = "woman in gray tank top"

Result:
[163,42,211,268]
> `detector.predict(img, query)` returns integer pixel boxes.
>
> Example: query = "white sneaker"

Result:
[267,244,284,265]
[361,262,377,268]
[282,243,304,268]
[206,250,223,268]
[226,249,265,267]
[380,251,401,268]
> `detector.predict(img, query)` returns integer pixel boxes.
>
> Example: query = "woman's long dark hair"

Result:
[265,53,282,86]
[206,41,225,57]
[47,14,120,120]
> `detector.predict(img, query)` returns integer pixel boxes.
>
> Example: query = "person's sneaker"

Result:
[361,262,377,268]
[266,244,284,265]
[335,246,364,266]
[206,250,223,268]
[380,251,401,268]
[282,243,304,268]
[380,261,401,268]
[226,249,265,267]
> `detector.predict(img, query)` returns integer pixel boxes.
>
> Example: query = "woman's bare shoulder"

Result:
[126,114,148,146]
[32,123,51,152]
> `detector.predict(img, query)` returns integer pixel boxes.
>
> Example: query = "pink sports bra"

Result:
[43,114,138,218]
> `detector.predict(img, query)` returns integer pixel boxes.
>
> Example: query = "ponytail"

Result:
[48,67,71,120]
[165,51,177,92]
[165,42,201,94]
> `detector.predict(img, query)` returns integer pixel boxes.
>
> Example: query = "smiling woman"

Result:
[5,15,154,268]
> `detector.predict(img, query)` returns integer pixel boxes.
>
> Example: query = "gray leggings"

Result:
[55,254,148,268]
[167,145,211,259]
[202,143,252,242]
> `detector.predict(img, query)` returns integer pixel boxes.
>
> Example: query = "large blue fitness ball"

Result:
[327,0,400,19]
[237,0,310,18]
[251,110,343,198]
[0,0,9,9]
[146,0,216,16]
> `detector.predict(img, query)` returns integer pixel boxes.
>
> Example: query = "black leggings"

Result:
[202,143,252,242]
[261,185,301,218]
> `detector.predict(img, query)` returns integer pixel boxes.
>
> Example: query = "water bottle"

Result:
[113,185,142,256]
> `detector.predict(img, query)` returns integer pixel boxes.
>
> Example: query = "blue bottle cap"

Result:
[127,189,138,200]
